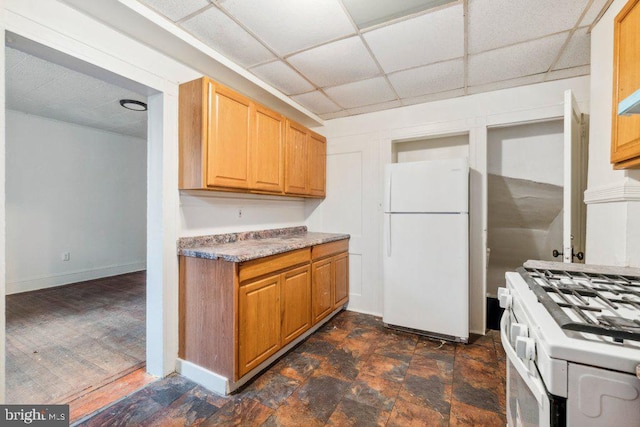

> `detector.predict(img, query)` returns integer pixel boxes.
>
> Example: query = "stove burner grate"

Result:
[518,266,640,342]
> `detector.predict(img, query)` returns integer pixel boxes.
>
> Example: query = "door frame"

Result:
[0,1,189,401]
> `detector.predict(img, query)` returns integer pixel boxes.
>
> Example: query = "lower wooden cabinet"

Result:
[333,252,349,308]
[179,239,349,384]
[281,265,311,346]
[238,274,281,377]
[311,258,333,323]
[311,240,350,324]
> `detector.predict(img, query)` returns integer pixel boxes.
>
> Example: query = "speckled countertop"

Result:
[178,226,350,262]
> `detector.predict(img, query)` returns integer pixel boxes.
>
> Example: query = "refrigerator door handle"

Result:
[385,214,391,257]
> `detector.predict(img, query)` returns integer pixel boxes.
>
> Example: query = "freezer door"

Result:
[383,213,469,340]
[384,158,468,213]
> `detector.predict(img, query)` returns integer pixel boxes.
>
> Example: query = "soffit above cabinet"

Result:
[61,0,612,122]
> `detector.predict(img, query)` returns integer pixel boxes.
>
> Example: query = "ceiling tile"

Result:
[220,0,355,56]
[287,36,379,88]
[553,27,590,70]
[546,65,590,82]
[181,7,275,68]
[137,0,210,22]
[364,4,464,73]
[389,59,464,98]
[319,110,352,120]
[468,0,589,54]
[401,88,465,106]
[342,0,457,29]
[466,74,545,95]
[291,91,341,115]
[249,61,314,95]
[324,77,396,109]
[468,32,568,86]
[347,100,402,116]
[581,0,611,26]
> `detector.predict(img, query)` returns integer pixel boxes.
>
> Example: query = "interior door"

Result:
[563,89,587,263]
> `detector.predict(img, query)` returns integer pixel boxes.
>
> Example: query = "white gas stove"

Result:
[499,260,640,427]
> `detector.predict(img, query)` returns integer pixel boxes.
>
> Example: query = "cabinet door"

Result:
[252,105,284,192]
[238,274,280,377]
[308,131,326,198]
[284,120,309,195]
[281,265,311,346]
[207,83,252,188]
[333,252,349,308]
[611,0,640,168]
[311,258,333,324]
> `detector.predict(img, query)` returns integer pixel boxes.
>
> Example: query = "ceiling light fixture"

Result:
[119,99,147,111]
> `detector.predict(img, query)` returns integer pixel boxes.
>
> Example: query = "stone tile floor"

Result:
[77,311,507,426]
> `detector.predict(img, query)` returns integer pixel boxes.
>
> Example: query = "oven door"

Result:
[501,309,551,427]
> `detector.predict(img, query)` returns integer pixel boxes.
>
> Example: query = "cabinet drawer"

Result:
[239,248,310,283]
[311,239,349,260]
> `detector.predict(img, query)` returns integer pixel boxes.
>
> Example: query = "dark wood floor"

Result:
[78,311,506,426]
[6,271,146,404]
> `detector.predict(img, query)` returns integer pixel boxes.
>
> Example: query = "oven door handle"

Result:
[500,311,547,406]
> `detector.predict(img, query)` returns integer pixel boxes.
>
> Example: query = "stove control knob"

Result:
[515,336,535,361]
[510,322,529,339]
[498,289,512,309]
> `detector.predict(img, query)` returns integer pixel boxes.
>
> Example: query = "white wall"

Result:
[394,134,469,163]
[487,120,564,186]
[180,192,307,236]
[311,76,590,334]
[5,110,147,294]
[585,0,640,266]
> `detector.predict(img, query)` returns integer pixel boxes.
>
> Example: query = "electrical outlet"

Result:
[62,252,70,261]
[238,208,243,218]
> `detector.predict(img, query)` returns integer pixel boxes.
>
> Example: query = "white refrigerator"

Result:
[383,158,469,342]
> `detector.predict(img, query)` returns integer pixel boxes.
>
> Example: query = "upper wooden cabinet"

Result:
[308,132,327,198]
[179,76,326,197]
[252,104,284,192]
[611,0,640,169]
[284,120,327,197]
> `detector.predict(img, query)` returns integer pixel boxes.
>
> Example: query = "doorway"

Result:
[5,38,150,406]
[486,120,564,298]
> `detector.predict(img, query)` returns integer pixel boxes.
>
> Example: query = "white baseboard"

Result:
[6,262,146,294]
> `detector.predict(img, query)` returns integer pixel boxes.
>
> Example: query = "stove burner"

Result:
[518,266,640,342]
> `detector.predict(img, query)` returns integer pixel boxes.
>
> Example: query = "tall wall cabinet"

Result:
[611,0,640,169]
[179,77,326,197]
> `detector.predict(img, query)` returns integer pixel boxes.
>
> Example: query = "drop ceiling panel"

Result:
[467,74,545,95]
[468,32,568,86]
[554,27,590,70]
[342,0,457,29]
[220,0,355,56]
[324,77,396,109]
[546,65,590,82]
[389,59,464,98]
[347,99,402,115]
[364,4,464,73]
[402,88,465,106]
[287,36,379,88]
[291,91,341,115]
[249,61,314,95]
[138,0,209,22]
[581,0,611,26]
[468,0,589,54]
[181,7,275,68]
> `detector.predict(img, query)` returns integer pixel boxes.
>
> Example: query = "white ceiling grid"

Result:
[142,0,608,119]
